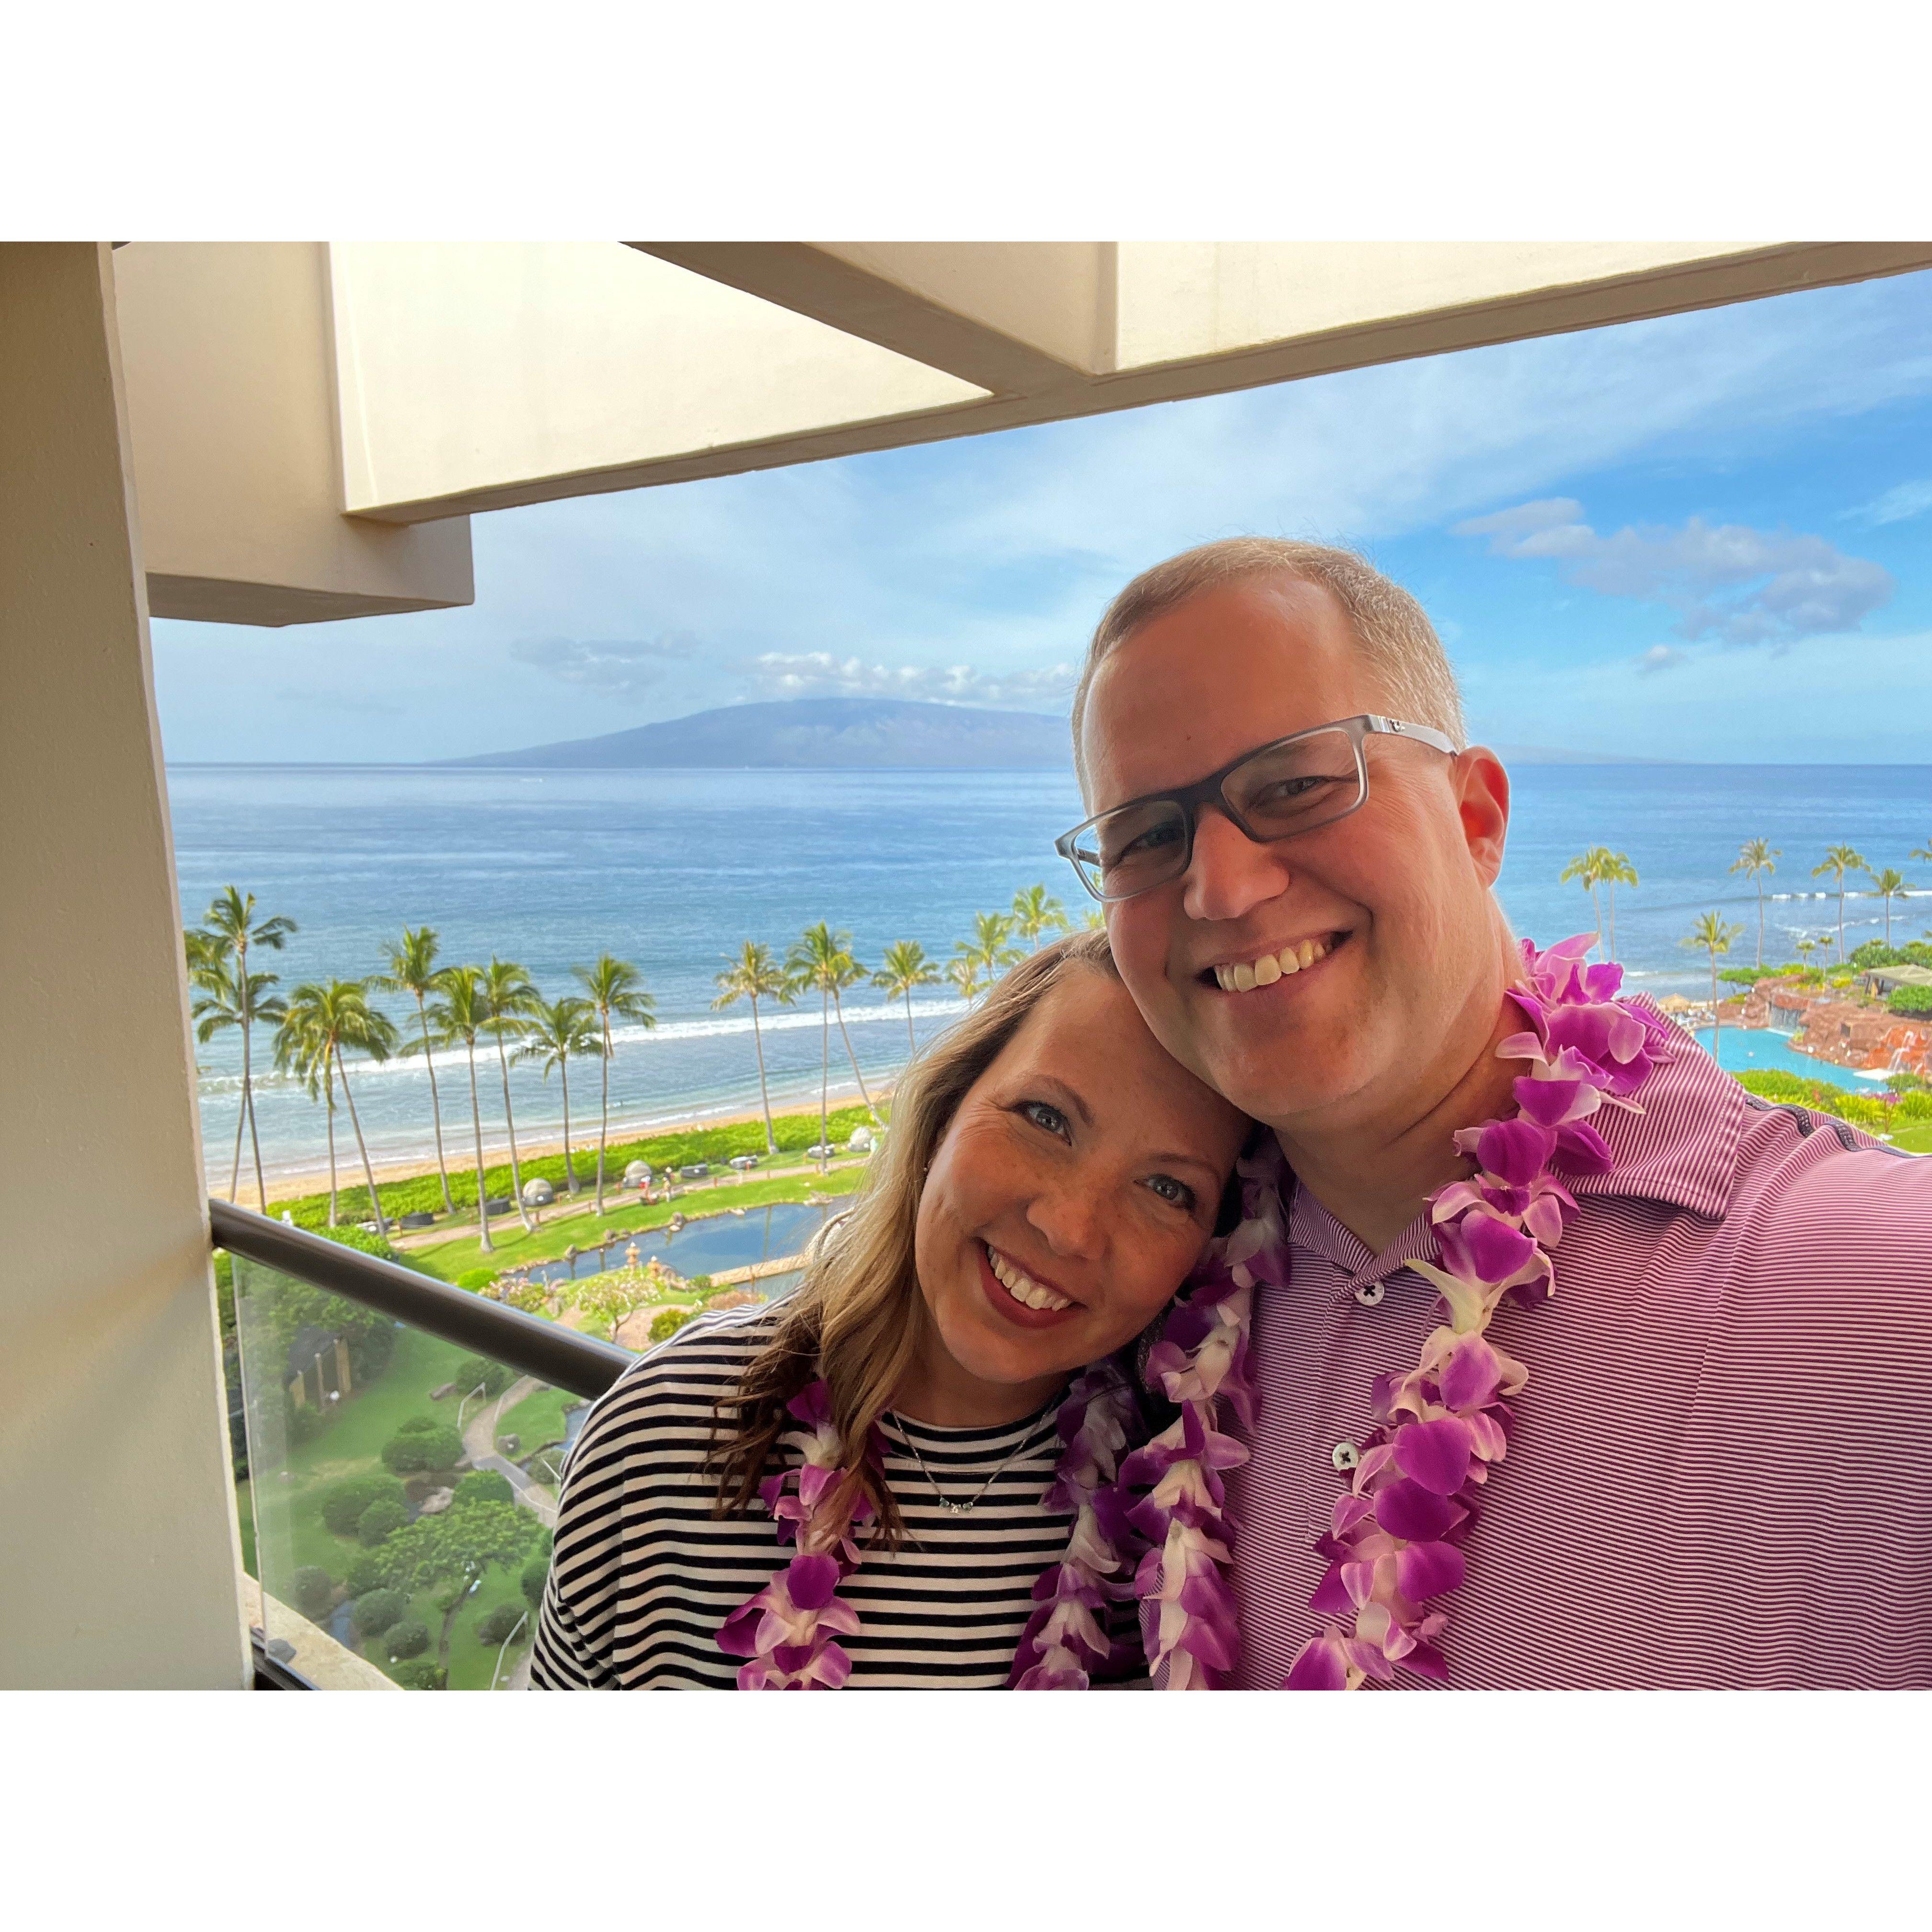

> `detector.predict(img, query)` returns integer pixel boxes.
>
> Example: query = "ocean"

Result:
[167,763,1932,1186]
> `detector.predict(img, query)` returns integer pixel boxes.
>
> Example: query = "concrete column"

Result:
[0,244,248,1687]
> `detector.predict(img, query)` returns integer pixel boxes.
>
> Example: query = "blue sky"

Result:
[152,264,1932,766]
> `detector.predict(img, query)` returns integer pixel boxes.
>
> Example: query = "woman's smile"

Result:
[977,1239,1081,1327]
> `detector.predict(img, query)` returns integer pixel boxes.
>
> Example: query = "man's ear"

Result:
[1453,748,1510,886]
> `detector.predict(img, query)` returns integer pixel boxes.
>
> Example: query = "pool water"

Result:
[525,1197,835,1287]
[1693,1027,1888,1086]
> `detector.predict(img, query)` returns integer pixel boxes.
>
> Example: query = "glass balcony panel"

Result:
[229,1249,570,1689]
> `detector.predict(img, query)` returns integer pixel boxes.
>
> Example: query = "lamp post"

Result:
[489,1609,529,1692]
[454,1380,487,1435]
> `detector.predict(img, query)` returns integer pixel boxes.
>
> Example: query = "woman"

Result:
[531,930,1249,1689]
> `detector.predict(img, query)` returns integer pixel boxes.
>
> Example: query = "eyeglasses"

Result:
[1054,713,1459,902]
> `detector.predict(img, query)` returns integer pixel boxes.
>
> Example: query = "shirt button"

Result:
[1331,1441,1360,1472]
[1353,1281,1386,1308]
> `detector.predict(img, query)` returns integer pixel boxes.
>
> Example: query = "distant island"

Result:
[445,697,1074,770]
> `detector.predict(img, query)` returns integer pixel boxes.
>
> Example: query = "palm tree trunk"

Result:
[245,1071,271,1213]
[749,994,778,1155]
[324,1070,340,1229]
[416,993,455,1213]
[1606,885,1617,964]
[595,1012,610,1205]
[1839,880,1848,961]
[335,1044,390,1237]
[493,1032,535,1232]
[228,1078,248,1203]
[1710,956,1721,1060]
[831,991,880,1123]
[1757,881,1766,967]
[560,1059,576,1193]
[818,988,830,1171]
[903,990,917,1056]
[1590,881,1603,957]
[466,1037,493,1253]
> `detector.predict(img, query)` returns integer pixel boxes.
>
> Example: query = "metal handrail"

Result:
[209,1200,633,1402]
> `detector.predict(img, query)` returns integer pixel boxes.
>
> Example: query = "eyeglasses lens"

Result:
[1224,729,1363,837]
[1078,727,1364,899]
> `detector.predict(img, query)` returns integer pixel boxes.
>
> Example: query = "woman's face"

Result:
[907,967,1250,1423]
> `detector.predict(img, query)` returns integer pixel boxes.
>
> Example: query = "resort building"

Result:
[9,238,1932,1688]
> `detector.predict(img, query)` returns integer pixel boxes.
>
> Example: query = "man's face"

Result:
[1078,575,1511,1133]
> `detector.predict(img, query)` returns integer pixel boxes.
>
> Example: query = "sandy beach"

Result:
[239,1073,891,1204]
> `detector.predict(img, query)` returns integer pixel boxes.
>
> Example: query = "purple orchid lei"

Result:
[1283,932,1655,1689]
[716,935,1654,1691]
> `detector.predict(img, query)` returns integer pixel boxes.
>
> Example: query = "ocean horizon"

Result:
[167,760,1932,1188]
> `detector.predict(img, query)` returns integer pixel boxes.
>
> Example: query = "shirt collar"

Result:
[1284,996,1744,1283]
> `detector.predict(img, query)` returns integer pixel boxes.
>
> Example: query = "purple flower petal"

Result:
[1392,1415,1473,1495]
[784,1551,842,1612]
[1309,1562,1355,1617]
[1284,1635,1347,1690]
[1373,1477,1454,1543]
[1396,1539,1466,1600]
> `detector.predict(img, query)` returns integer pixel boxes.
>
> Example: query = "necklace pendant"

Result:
[944,1500,968,1515]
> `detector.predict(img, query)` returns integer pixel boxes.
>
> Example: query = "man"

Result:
[1064,536,1932,1689]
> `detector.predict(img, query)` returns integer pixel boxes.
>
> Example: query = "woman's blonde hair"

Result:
[713,926,1119,1547]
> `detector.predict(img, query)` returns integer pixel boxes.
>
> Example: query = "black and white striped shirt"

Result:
[530,1304,1141,1689]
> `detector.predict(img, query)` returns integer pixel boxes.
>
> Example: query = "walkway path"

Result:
[461,1376,558,1531]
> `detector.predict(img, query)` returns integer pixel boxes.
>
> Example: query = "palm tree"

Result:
[713,942,793,1156]
[1010,883,1070,952]
[946,954,985,1007]
[958,910,1022,984]
[1796,935,1819,973]
[515,996,602,1195]
[1872,868,1911,946]
[423,966,496,1252]
[195,887,297,1211]
[1813,845,1869,963]
[373,926,455,1213]
[274,980,398,1233]
[190,959,288,1207]
[574,954,656,1212]
[788,924,881,1150]
[1681,914,1744,1063]
[872,939,939,1056]
[479,957,540,1231]
[1730,839,1781,968]
[1558,848,1609,955]
[1081,908,1105,931]
[1600,851,1637,964]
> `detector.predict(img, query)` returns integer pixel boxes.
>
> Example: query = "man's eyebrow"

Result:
[1145,1148,1225,1181]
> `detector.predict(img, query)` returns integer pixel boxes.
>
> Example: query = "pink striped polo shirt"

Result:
[1230,1005,1932,1689]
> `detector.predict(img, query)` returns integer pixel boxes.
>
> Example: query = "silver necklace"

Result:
[886,1412,1037,1517]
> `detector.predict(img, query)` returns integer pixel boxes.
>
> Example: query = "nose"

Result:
[1181,804,1294,927]
[1025,1179,1108,1265]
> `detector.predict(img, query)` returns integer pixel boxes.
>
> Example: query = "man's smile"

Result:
[1196,928,1351,993]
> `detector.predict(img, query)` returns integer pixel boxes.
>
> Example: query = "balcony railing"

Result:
[215,1201,632,1690]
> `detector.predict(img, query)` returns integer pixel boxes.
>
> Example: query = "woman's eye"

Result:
[1019,1101,1069,1138]
[1143,1173,1196,1211]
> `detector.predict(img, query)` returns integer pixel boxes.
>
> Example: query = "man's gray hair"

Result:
[1071,537,1469,794]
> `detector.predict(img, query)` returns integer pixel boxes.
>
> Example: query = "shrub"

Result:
[390,1660,447,1690]
[1894,1092,1932,1121]
[649,1306,696,1344]
[345,1550,387,1596]
[453,1355,515,1398]
[381,1423,463,1472]
[385,1620,430,1660]
[290,1566,334,1620]
[351,1588,406,1639]
[356,1498,409,1546]
[457,1268,497,1292]
[475,1603,527,1645]
[286,1402,327,1446]
[520,1555,549,1611]
[455,1470,513,1506]
[321,1474,405,1537]
[1890,986,1932,1015]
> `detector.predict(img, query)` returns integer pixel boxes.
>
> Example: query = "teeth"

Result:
[1211,936,1335,993]
[987,1246,1071,1312]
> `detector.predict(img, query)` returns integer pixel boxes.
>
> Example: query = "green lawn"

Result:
[495,1383,575,1461]
[1889,1121,1932,1154]
[407,1161,868,1281]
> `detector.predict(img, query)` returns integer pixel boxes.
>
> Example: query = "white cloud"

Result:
[1848,478,1932,526]
[742,652,1076,709]
[507,633,702,700]
[1454,499,1893,644]
[1638,644,1686,673]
